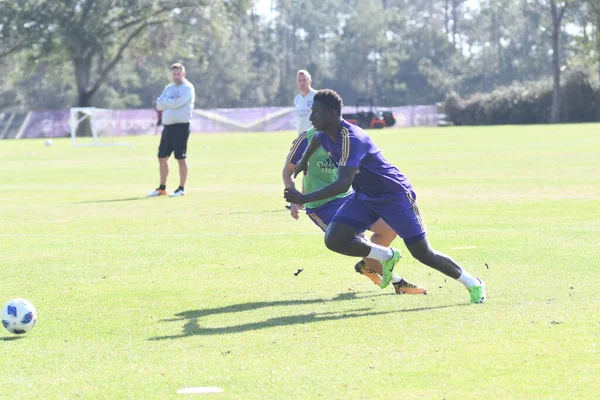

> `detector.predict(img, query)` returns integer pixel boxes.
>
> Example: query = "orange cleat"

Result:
[393,279,427,295]
[354,260,381,286]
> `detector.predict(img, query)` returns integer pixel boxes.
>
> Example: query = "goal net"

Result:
[70,108,131,147]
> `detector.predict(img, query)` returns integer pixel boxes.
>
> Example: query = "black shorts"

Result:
[158,123,190,159]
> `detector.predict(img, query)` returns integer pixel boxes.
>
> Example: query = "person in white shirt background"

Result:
[293,70,317,134]
[287,70,317,210]
[148,63,195,197]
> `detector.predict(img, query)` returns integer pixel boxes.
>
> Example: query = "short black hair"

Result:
[314,89,343,116]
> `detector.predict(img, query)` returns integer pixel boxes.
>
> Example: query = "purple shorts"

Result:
[305,196,351,233]
[331,191,427,245]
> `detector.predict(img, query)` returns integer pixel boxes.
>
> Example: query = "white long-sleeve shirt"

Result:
[156,79,195,125]
[294,88,316,133]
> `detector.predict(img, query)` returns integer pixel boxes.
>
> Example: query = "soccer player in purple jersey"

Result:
[283,127,427,295]
[284,89,486,304]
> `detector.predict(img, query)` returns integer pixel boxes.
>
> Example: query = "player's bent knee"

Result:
[408,246,435,264]
[324,230,342,253]
[324,222,355,253]
[371,232,396,247]
[406,239,435,264]
[369,220,396,244]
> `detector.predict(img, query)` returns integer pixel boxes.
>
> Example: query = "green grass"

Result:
[1,125,599,399]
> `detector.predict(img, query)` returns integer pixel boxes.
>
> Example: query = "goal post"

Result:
[69,108,131,147]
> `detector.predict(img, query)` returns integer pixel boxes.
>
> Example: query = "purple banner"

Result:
[21,111,69,139]
[3,105,438,139]
[192,107,296,133]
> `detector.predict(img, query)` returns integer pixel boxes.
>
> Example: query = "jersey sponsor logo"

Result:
[316,158,337,173]
[297,96,313,118]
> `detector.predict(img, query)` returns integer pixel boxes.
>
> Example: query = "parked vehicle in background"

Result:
[342,98,393,129]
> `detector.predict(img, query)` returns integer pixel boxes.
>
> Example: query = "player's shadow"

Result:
[74,197,146,204]
[148,292,463,341]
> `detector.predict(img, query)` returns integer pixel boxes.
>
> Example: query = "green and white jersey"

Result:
[285,127,353,209]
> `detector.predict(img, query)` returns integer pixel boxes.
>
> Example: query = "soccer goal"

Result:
[70,108,131,147]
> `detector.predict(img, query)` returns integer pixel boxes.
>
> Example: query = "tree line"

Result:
[0,0,597,123]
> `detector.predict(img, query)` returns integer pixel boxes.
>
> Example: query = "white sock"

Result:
[367,245,394,262]
[391,274,403,284]
[457,270,479,288]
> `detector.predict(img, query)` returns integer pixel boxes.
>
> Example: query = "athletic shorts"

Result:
[158,123,190,159]
[305,196,352,233]
[331,190,427,245]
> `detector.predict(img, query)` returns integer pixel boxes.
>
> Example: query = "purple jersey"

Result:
[315,120,412,197]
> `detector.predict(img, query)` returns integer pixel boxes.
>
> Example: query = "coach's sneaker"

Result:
[169,188,186,197]
[147,188,168,197]
[467,278,486,304]
[393,279,427,295]
[354,260,381,286]
[380,249,402,289]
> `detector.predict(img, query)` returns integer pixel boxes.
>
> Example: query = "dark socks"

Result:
[177,186,184,192]
[159,184,166,190]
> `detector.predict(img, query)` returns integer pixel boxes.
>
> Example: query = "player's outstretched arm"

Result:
[294,135,321,178]
[282,162,297,190]
[285,166,356,205]
[283,131,308,189]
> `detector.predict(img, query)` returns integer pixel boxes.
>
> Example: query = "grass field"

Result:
[0,125,599,399]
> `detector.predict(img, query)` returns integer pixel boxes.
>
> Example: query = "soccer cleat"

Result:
[354,260,381,286]
[380,248,401,289]
[169,188,186,197]
[467,278,486,304]
[147,188,168,197]
[393,279,427,295]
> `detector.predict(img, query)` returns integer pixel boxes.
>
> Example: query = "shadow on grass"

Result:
[75,197,147,204]
[149,292,463,340]
[0,336,26,341]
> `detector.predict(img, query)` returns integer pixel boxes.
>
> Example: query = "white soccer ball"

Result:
[44,139,53,147]
[2,299,37,335]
